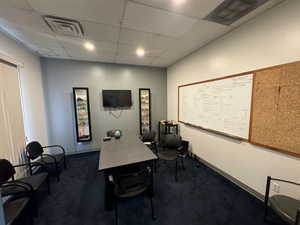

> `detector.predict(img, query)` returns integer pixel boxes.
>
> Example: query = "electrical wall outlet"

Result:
[272,183,280,193]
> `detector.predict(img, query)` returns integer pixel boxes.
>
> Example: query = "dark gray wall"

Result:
[41,58,167,154]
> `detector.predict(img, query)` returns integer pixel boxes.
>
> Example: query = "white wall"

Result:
[0,30,48,145]
[42,58,167,154]
[167,0,300,197]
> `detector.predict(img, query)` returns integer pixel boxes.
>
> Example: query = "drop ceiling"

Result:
[0,0,285,67]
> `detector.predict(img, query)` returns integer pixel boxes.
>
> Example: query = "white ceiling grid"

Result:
[0,0,285,67]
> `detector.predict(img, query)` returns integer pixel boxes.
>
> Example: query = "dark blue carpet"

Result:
[35,152,284,225]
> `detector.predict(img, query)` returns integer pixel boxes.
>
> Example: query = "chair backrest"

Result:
[26,141,43,160]
[142,130,156,142]
[115,167,150,195]
[164,134,182,149]
[0,159,15,183]
[181,140,189,154]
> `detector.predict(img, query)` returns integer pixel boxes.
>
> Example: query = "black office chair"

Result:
[157,134,182,182]
[178,140,189,170]
[109,167,155,225]
[0,159,50,218]
[26,141,66,182]
[0,159,50,196]
[265,176,300,225]
[141,130,156,153]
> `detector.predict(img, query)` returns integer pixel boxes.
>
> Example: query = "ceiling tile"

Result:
[119,28,177,51]
[69,56,115,64]
[123,1,198,37]
[0,0,33,10]
[115,55,154,67]
[179,20,230,42]
[0,0,284,67]
[0,7,51,33]
[163,38,202,54]
[117,43,164,58]
[57,36,117,58]
[119,28,153,46]
[6,28,60,48]
[28,0,125,26]
[157,45,197,66]
[82,21,120,43]
[151,57,176,67]
[35,47,68,58]
[150,62,167,68]
[133,0,224,19]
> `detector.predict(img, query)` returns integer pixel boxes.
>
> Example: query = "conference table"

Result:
[98,135,158,210]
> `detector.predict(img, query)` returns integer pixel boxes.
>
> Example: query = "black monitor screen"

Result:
[102,90,132,107]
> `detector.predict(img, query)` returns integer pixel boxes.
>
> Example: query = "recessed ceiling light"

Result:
[136,48,145,57]
[84,42,95,51]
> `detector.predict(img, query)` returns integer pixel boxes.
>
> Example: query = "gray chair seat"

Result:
[270,195,300,225]
[158,149,178,160]
[4,197,30,225]
[38,153,64,164]
[115,185,148,198]
[19,172,48,191]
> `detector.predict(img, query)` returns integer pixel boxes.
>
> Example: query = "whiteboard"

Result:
[178,74,253,139]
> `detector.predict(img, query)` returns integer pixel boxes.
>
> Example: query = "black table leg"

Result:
[104,172,114,211]
[150,159,155,197]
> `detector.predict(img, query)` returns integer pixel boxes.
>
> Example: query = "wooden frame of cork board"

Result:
[178,60,300,159]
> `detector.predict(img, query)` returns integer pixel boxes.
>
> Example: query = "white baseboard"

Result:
[190,153,264,201]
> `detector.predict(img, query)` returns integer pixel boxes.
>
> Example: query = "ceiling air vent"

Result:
[43,15,84,37]
[204,0,270,26]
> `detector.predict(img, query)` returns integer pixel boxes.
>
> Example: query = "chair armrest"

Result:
[0,180,33,195]
[108,175,114,183]
[12,163,31,168]
[265,176,300,208]
[146,167,152,176]
[43,145,65,155]
[29,161,49,173]
[41,154,57,164]
[270,177,300,186]
[13,181,34,192]
[14,161,49,174]
[177,146,183,153]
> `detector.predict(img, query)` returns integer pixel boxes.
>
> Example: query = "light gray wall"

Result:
[41,58,167,154]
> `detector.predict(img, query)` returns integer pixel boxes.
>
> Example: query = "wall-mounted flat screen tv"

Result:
[102,90,132,107]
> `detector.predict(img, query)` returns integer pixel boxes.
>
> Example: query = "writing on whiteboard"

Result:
[179,74,253,139]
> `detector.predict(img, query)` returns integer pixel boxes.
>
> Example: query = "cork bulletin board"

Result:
[250,61,300,158]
